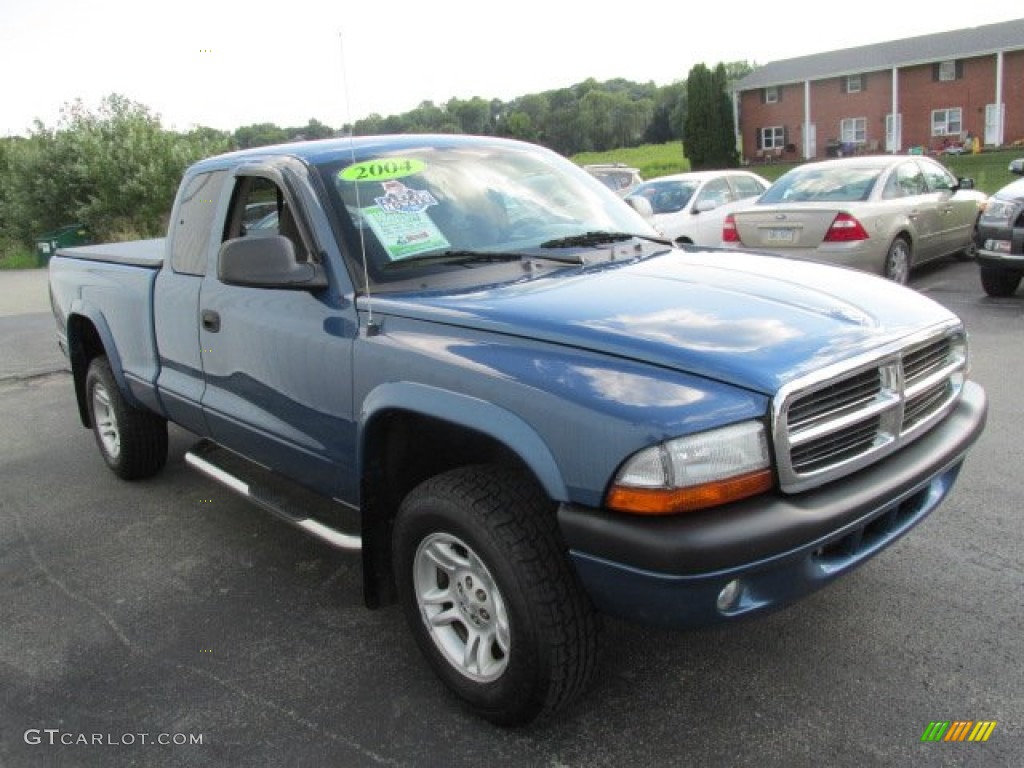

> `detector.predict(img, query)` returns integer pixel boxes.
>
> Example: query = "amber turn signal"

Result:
[606,468,774,515]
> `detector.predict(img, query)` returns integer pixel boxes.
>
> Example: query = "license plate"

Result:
[765,228,796,243]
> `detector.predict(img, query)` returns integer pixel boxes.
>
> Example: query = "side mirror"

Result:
[955,177,975,191]
[1009,159,1024,176]
[624,195,654,220]
[218,235,328,289]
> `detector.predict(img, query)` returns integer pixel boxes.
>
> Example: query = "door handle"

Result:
[201,309,221,333]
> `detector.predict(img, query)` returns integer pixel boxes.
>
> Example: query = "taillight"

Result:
[824,212,869,242]
[722,214,740,243]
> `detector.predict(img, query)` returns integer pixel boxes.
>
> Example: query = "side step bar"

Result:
[185,440,361,551]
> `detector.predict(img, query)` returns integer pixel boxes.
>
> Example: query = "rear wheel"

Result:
[884,237,911,284]
[85,356,168,480]
[393,465,600,725]
[980,266,1022,297]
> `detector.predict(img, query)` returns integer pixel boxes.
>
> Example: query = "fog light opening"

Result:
[717,579,743,613]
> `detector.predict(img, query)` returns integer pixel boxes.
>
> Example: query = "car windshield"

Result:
[759,166,884,204]
[316,141,655,288]
[631,180,699,214]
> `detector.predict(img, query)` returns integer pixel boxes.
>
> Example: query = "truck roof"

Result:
[188,134,527,173]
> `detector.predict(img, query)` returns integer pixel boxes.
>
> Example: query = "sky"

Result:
[2,0,1023,137]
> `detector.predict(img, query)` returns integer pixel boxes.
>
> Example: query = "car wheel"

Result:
[980,267,1022,297]
[85,356,168,480]
[884,237,911,284]
[393,464,600,725]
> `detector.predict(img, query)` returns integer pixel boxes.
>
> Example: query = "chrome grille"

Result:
[773,325,967,493]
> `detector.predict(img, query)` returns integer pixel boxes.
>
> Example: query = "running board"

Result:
[185,440,361,551]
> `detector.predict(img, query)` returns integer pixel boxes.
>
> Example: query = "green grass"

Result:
[575,143,1023,196]
[0,246,39,270]
[572,143,690,180]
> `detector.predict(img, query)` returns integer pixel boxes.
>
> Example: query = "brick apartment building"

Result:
[733,18,1024,163]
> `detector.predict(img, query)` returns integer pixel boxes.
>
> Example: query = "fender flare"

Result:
[358,381,569,501]
[66,302,139,426]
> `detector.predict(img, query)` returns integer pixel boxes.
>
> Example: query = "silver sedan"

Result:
[723,156,986,284]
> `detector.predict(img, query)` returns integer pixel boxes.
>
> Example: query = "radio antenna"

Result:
[338,31,375,331]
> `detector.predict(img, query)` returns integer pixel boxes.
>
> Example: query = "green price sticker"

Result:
[340,158,425,182]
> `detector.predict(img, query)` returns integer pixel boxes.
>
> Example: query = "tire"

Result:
[393,465,600,725]
[980,266,1022,298]
[85,356,168,480]
[884,237,912,284]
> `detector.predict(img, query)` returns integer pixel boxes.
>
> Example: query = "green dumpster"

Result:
[35,225,92,266]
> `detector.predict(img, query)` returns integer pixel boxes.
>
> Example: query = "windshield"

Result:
[759,165,884,204]
[315,140,656,288]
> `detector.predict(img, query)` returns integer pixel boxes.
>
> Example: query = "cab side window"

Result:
[170,170,227,275]
[223,176,310,261]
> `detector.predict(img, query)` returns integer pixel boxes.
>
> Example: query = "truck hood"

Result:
[369,250,958,395]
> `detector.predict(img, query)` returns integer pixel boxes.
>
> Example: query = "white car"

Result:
[626,170,770,246]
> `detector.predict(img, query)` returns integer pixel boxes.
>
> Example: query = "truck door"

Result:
[154,169,229,436]
[198,166,360,503]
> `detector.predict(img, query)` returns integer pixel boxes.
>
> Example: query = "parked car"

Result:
[723,155,986,283]
[626,170,770,246]
[975,175,1024,296]
[583,163,643,197]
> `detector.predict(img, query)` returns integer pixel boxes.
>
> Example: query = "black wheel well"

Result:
[67,315,106,428]
[359,409,536,609]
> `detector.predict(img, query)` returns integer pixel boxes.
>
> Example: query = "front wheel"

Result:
[884,237,912,284]
[980,266,1022,297]
[393,465,600,725]
[85,356,168,480]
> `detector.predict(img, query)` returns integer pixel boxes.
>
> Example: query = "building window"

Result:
[760,126,785,149]
[938,60,957,81]
[931,108,962,136]
[840,117,866,144]
[845,75,862,94]
[765,86,779,104]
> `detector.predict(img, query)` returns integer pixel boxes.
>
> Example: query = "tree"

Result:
[3,94,231,245]
[683,63,738,170]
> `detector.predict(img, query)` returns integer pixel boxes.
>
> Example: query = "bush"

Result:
[0,95,232,248]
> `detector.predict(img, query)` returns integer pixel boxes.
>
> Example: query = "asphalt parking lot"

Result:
[1,262,1022,767]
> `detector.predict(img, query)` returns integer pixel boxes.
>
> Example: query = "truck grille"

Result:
[773,326,966,493]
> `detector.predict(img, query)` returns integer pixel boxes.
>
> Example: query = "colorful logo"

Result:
[921,721,997,742]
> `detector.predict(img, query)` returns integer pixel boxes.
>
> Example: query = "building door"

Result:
[886,114,902,153]
[985,104,1004,146]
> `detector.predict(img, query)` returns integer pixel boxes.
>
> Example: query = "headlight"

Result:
[981,199,1020,226]
[606,421,774,515]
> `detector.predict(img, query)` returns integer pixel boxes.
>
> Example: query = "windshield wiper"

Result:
[382,250,523,270]
[540,231,672,249]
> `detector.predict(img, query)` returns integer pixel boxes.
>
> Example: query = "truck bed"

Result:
[49,244,164,416]
[56,238,165,268]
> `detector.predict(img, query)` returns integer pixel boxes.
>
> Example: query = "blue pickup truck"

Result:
[49,135,987,724]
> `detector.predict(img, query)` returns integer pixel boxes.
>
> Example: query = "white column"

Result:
[995,51,1005,146]
[891,67,900,153]
[803,80,812,159]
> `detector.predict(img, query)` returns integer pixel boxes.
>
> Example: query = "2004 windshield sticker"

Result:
[361,180,449,259]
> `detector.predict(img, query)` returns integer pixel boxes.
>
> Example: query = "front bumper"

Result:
[558,381,987,629]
